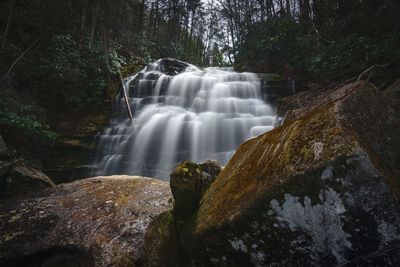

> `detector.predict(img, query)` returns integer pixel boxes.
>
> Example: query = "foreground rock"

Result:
[0,176,172,266]
[193,81,400,266]
[170,160,222,219]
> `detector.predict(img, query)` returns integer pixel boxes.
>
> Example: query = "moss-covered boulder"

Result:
[193,81,400,266]
[199,160,223,191]
[0,176,172,266]
[140,210,182,267]
[170,160,222,219]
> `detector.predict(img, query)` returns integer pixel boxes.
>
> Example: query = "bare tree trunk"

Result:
[78,0,88,47]
[258,0,265,21]
[225,0,237,57]
[188,9,196,49]
[136,1,145,34]
[1,0,15,51]
[225,28,234,65]
[286,0,291,16]
[102,0,111,82]
[89,0,102,46]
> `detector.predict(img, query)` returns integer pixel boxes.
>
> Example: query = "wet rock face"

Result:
[127,58,192,99]
[170,160,222,219]
[193,82,400,266]
[156,58,191,75]
[0,176,172,266]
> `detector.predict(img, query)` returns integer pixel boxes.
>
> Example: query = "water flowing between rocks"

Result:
[92,59,277,180]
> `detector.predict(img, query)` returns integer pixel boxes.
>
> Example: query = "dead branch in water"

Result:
[119,71,136,130]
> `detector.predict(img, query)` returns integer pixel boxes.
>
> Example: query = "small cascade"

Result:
[92,58,277,180]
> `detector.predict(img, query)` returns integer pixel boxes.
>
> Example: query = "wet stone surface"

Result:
[0,176,172,267]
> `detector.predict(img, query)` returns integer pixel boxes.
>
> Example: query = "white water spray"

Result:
[93,59,276,180]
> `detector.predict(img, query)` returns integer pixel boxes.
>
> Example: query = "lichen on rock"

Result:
[0,176,173,266]
[170,160,221,219]
[270,188,351,264]
[192,81,400,266]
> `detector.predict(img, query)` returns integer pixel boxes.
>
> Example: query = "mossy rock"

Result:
[0,176,172,266]
[140,211,181,266]
[120,60,146,78]
[192,81,400,266]
[170,160,222,220]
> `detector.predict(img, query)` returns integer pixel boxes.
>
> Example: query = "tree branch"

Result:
[0,38,41,87]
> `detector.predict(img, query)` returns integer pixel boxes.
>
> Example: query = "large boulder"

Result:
[0,176,172,266]
[193,81,400,266]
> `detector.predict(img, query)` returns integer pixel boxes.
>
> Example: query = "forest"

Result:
[1,0,400,266]
[1,0,399,158]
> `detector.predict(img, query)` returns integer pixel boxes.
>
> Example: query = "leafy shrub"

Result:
[236,6,400,82]
[37,34,126,109]
[0,112,56,142]
[0,88,57,157]
[0,111,57,157]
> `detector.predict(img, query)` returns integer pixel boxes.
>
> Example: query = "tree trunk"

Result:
[89,0,102,46]
[136,1,145,34]
[1,0,15,51]
[101,0,110,82]
[286,0,291,16]
[78,0,88,47]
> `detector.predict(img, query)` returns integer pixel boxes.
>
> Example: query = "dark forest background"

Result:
[0,0,399,164]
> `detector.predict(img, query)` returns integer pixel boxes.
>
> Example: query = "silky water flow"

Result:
[92,59,277,180]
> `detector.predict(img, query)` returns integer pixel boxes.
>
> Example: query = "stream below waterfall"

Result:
[92,58,277,180]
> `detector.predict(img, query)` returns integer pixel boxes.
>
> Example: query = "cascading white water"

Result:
[93,59,276,180]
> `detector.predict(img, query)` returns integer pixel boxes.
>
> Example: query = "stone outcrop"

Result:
[192,81,400,266]
[170,160,222,219]
[0,176,172,266]
[156,58,192,75]
[128,58,193,98]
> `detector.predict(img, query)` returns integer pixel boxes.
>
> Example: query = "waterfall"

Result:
[92,58,276,180]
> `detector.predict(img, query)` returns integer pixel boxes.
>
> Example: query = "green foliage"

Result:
[235,0,400,81]
[236,17,300,72]
[0,87,57,157]
[210,43,224,67]
[37,34,126,109]
[0,112,57,143]
[302,34,400,80]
